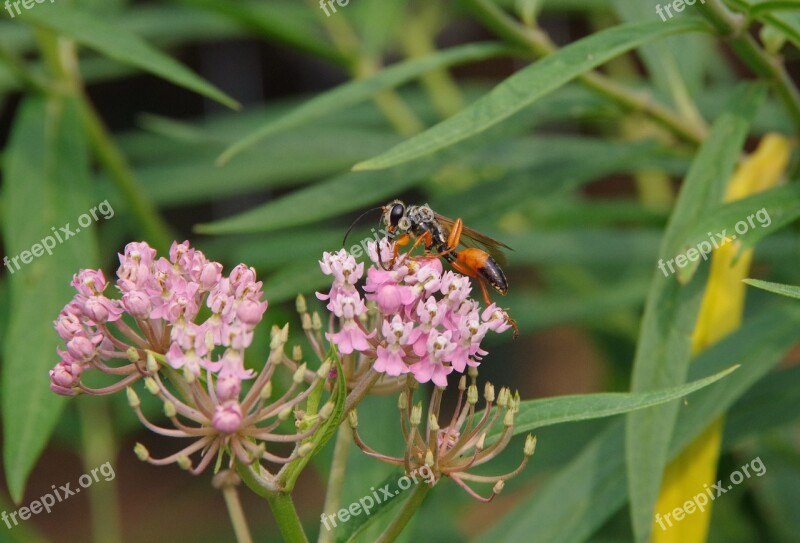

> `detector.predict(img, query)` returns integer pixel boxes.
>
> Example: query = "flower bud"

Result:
[301,313,312,331]
[297,443,314,457]
[146,351,158,373]
[295,294,307,314]
[524,435,537,457]
[398,391,408,410]
[484,383,495,403]
[126,387,140,408]
[177,455,192,470]
[467,385,478,405]
[134,443,149,461]
[503,408,515,427]
[428,414,440,432]
[410,404,422,426]
[212,402,243,434]
[293,363,307,384]
[164,400,177,418]
[127,347,140,363]
[496,387,508,408]
[458,376,466,391]
[425,450,435,467]
[278,405,293,421]
[476,432,486,450]
[348,410,359,428]
[260,381,272,400]
[316,360,331,378]
[320,402,334,420]
[493,480,505,495]
[292,345,303,362]
[311,312,322,331]
[144,377,159,395]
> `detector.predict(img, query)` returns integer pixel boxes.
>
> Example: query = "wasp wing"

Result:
[433,213,512,267]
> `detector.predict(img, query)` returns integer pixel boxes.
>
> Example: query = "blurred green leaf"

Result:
[219,42,511,163]
[20,4,239,109]
[353,17,711,171]
[479,303,800,543]
[625,83,765,543]
[743,278,800,300]
[1,96,98,502]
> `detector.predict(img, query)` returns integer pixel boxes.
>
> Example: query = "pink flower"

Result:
[72,269,108,296]
[373,316,413,376]
[364,266,414,314]
[212,401,243,434]
[410,331,455,387]
[49,356,83,393]
[66,335,101,362]
[83,296,123,323]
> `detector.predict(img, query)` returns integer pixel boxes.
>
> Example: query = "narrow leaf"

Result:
[743,278,800,300]
[219,42,511,164]
[353,17,710,171]
[20,4,239,109]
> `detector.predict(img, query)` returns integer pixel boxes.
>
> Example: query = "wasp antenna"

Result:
[343,207,382,247]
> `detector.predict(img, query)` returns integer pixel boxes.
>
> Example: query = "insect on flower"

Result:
[345,200,519,338]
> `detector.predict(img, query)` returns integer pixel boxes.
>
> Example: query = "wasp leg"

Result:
[389,233,411,268]
[419,218,465,260]
[407,231,433,258]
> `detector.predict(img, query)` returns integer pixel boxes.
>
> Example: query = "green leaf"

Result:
[20,4,239,109]
[743,278,800,300]
[489,366,738,441]
[2,96,99,502]
[282,349,346,492]
[352,17,711,171]
[218,42,511,163]
[626,83,764,543]
[668,183,800,283]
[478,303,800,543]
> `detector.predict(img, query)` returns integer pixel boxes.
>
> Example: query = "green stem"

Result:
[460,0,708,146]
[219,478,254,543]
[698,0,800,133]
[77,96,174,253]
[77,398,123,543]
[267,492,309,543]
[317,424,352,543]
[374,484,430,543]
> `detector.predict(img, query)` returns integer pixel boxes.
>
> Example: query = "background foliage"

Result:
[0,0,799,542]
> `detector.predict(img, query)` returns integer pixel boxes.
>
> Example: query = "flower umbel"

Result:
[350,369,535,501]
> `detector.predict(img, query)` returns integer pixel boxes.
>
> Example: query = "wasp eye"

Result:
[390,204,404,226]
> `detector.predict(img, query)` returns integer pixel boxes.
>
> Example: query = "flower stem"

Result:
[77,398,122,543]
[317,424,352,543]
[267,492,309,543]
[374,483,430,543]
[219,479,254,543]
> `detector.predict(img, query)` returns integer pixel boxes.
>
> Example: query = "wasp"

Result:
[345,200,519,337]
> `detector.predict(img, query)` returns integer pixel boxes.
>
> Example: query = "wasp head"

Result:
[383,200,410,238]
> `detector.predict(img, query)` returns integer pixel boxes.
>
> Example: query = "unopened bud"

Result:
[428,414,440,432]
[493,480,505,495]
[302,313,312,331]
[476,432,486,450]
[261,381,272,400]
[146,351,158,372]
[311,312,322,331]
[484,382,495,403]
[425,450,435,467]
[126,387,140,408]
[348,410,358,428]
[410,403,422,426]
[467,385,478,405]
[458,376,466,391]
[270,325,284,350]
[295,294,307,314]
[279,405,293,421]
[297,443,314,457]
[164,400,176,418]
[320,402,334,419]
[134,443,149,461]
[398,391,408,410]
[317,360,331,378]
[280,323,289,343]
[293,363,307,384]
[177,455,192,470]
[497,387,509,408]
[127,347,140,363]
[292,345,303,362]
[503,409,515,427]
[524,435,537,457]
[144,377,159,396]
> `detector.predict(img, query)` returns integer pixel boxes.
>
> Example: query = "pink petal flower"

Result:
[212,401,243,434]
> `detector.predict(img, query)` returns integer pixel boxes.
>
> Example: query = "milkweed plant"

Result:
[2,1,800,542]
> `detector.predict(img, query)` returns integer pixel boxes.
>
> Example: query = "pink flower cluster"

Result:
[50,241,267,397]
[317,241,512,386]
